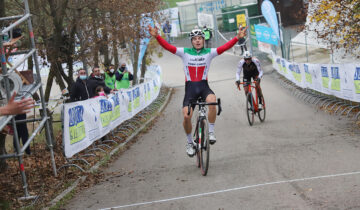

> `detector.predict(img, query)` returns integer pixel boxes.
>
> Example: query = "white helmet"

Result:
[189,29,205,39]
[243,51,252,59]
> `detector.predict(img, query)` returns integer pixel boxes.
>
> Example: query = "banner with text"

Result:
[62,65,162,158]
[272,53,360,103]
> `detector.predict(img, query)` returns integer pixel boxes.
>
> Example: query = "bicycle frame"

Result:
[240,81,259,112]
[188,98,222,145]
[187,98,222,176]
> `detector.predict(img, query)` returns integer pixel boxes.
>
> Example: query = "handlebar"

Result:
[187,98,222,116]
[239,81,257,85]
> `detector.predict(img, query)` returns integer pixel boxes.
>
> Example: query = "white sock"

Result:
[209,123,215,133]
[186,133,193,144]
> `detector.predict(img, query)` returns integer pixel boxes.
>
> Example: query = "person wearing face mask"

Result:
[115,63,134,89]
[70,68,91,102]
[93,86,107,98]
[88,66,114,98]
[104,64,117,89]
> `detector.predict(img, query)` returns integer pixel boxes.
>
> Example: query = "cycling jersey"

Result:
[156,35,239,82]
[236,57,263,81]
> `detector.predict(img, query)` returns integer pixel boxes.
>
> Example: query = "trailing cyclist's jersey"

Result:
[236,57,263,81]
[156,35,239,82]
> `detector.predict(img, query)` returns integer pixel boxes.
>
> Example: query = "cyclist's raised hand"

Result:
[148,25,158,37]
[236,26,249,39]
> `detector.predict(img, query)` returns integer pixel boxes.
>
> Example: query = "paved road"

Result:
[65,50,360,210]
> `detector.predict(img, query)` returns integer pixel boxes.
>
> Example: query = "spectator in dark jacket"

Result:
[88,66,114,97]
[70,69,90,102]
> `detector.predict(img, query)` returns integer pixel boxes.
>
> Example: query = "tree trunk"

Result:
[27,57,34,72]
[44,68,55,102]
[0,0,5,28]
[113,40,119,68]
[140,50,147,84]
[0,0,7,172]
[91,8,99,67]
[103,29,110,66]
[0,133,7,173]
[132,39,140,85]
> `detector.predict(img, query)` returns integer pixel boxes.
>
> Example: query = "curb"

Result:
[46,88,173,209]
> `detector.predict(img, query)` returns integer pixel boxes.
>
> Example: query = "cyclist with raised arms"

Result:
[148,25,248,157]
[235,51,264,108]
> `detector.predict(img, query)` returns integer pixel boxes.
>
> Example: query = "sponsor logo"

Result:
[68,106,85,145]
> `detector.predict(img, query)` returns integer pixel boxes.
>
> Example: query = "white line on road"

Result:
[99,170,360,209]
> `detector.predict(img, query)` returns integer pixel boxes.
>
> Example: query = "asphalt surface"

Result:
[65,49,360,210]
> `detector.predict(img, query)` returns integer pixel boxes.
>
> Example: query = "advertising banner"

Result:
[272,53,360,103]
[254,24,278,46]
[63,66,162,158]
[261,0,280,40]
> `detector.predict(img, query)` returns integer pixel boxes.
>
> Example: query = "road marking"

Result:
[99,170,360,209]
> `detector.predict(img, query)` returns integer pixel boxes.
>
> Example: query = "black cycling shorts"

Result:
[243,70,259,87]
[183,80,215,108]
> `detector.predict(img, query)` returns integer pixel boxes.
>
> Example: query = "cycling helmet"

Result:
[189,29,205,39]
[243,51,252,59]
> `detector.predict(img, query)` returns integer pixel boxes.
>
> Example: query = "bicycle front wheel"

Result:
[195,122,201,168]
[246,93,255,126]
[258,96,266,122]
[199,119,210,176]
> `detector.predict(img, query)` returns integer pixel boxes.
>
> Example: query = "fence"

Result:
[62,65,162,158]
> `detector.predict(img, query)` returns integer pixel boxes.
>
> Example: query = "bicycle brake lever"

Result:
[217,98,222,116]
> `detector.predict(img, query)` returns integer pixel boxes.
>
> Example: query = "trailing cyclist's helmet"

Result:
[243,51,252,59]
[189,29,205,39]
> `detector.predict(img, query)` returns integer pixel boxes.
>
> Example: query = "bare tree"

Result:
[308,0,360,58]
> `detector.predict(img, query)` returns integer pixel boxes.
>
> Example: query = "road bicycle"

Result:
[187,98,222,176]
[239,81,266,126]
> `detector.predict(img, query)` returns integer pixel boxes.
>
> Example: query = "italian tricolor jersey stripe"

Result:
[175,47,217,82]
[155,35,239,82]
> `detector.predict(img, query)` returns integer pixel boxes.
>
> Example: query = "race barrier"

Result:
[272,53,360,103]
[62,65,162,158]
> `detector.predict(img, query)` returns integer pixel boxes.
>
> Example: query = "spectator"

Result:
[238,37,247,55]
[202,25,212,48]
[93,86,106,98]
[13,114,30,155]
[104,64,117,90]
[162,20,172,43]
[88,66,113,97]
[0,92,34,116]
[115,63,134,89]
[70,69,90,102]
[236,26,247,55]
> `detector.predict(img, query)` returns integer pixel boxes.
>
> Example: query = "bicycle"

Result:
[239,81,266,126]
[187,98,222,176]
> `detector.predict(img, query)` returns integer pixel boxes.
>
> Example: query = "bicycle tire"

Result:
[200,119,210,176]
[195,121,201,168]
[246,93,255,126]
[258,96,266,122]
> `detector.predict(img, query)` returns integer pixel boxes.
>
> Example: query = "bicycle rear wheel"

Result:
[258,96,266,122]
[246,93,255,126]
[199,119,210,176]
